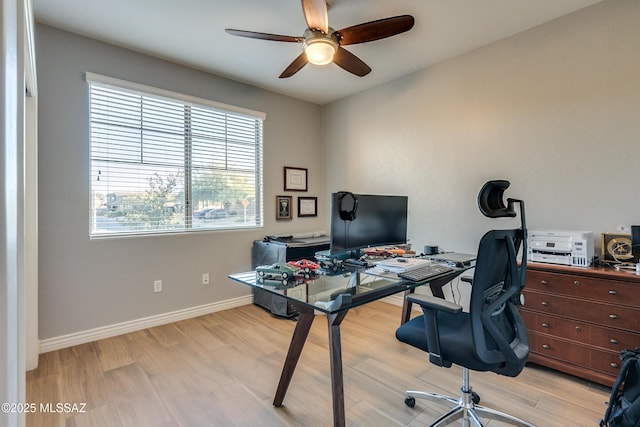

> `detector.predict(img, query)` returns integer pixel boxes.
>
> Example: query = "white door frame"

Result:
[2,0,35,426]
[23,0,38,373]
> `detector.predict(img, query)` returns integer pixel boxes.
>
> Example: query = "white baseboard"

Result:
[39,294,254,354]
[39,293,415,355]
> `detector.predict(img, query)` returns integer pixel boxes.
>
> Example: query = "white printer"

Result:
[528,230,594,267]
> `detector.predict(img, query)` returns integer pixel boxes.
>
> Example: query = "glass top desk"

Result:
[228,265,470,427]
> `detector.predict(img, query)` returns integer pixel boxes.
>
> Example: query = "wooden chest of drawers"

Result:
[521,263,640,386]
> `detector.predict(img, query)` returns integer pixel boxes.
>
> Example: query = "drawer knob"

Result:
[610,339,619,345]
[608,290,618,295]
[541,301,550,307]
[611,363,619,369]
[575,326,582,332]
[542,344,551,349]
[541,323,549,328]
[609,314,619,320]
[573,280,580,286]
[540,280,549,285]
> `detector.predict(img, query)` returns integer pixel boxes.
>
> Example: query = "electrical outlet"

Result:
[154,280,162,293]
[202,273,210,285]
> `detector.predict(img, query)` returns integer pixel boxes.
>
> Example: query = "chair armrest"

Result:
[406,294,462,314]
[405,294,462,368]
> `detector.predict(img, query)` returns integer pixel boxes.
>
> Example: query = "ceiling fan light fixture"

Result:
[303,35,338,65]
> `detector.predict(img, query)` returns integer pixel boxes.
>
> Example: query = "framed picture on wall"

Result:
[284,166,308,191]
[276,195,292,220]
[298,197,317,217]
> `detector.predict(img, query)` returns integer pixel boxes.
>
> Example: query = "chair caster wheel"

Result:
[472,391,480,404]
[404,396,416,408]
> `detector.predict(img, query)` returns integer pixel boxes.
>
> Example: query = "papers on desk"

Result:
[374,257,431,273]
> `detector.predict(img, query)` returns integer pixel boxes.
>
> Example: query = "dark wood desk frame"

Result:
[269,271,466,427]
[400,274,458,324]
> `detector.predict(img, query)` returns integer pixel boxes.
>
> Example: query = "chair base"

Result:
[404,369,535,427]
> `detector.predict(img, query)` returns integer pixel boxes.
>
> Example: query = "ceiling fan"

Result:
[225,0,415,78]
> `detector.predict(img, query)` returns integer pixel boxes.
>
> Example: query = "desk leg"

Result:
[327,310,349,427]
[401,274,461,324]
[273,304,315,407]
[401,288,415,325]
[429,276,450,299]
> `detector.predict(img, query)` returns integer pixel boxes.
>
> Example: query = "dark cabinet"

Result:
[251,238,329,317]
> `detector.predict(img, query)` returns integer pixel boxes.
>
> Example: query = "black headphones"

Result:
[338,191,358,221]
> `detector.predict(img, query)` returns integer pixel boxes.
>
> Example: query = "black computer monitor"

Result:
[330,192,408,255]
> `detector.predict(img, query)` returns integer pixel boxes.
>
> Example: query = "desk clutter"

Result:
[254,243,475,288]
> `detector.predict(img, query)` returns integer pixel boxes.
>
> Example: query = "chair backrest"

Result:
[469,180,529,377]
[469,227,529,377]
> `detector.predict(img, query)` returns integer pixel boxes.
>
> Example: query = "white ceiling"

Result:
[33,0,603,105]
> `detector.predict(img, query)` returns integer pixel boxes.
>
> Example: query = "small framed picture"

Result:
[276,195,292,220]
[284,166,308,192]
[298,196,318,217]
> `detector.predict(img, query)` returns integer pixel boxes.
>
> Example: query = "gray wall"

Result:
[322,0,640,255]
[37,25,326,339]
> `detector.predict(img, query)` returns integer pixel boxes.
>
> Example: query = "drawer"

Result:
[522,291,640,331]
[528,331,622,377]
[526,270,640,306]
[520,309,640,351]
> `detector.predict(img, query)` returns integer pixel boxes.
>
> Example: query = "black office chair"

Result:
[396,180,534,427]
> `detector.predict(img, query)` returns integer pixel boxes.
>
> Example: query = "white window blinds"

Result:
[87,73,264,237]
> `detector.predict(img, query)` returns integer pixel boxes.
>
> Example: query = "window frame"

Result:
[86,72,265,239]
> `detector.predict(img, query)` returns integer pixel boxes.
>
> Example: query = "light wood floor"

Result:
[27,301,611,426]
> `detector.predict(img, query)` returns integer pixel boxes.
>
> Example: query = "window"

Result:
[87,73,264,237]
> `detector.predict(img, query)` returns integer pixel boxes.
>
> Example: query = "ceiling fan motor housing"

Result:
[303,28,339,65]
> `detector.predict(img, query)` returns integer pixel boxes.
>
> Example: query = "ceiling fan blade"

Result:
[279,53,309,78]
[225,28,302,43]
[332,47,371,77]
[301,0,328,34]
[336,15,415,45]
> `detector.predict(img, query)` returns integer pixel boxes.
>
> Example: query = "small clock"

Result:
[601,233,633,263]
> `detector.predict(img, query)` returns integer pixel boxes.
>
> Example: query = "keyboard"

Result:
[398,264,454,282]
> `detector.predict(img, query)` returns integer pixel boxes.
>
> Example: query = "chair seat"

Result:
[396,312,502,372]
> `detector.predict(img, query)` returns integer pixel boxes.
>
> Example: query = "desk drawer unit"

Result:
[520,264,640,387]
